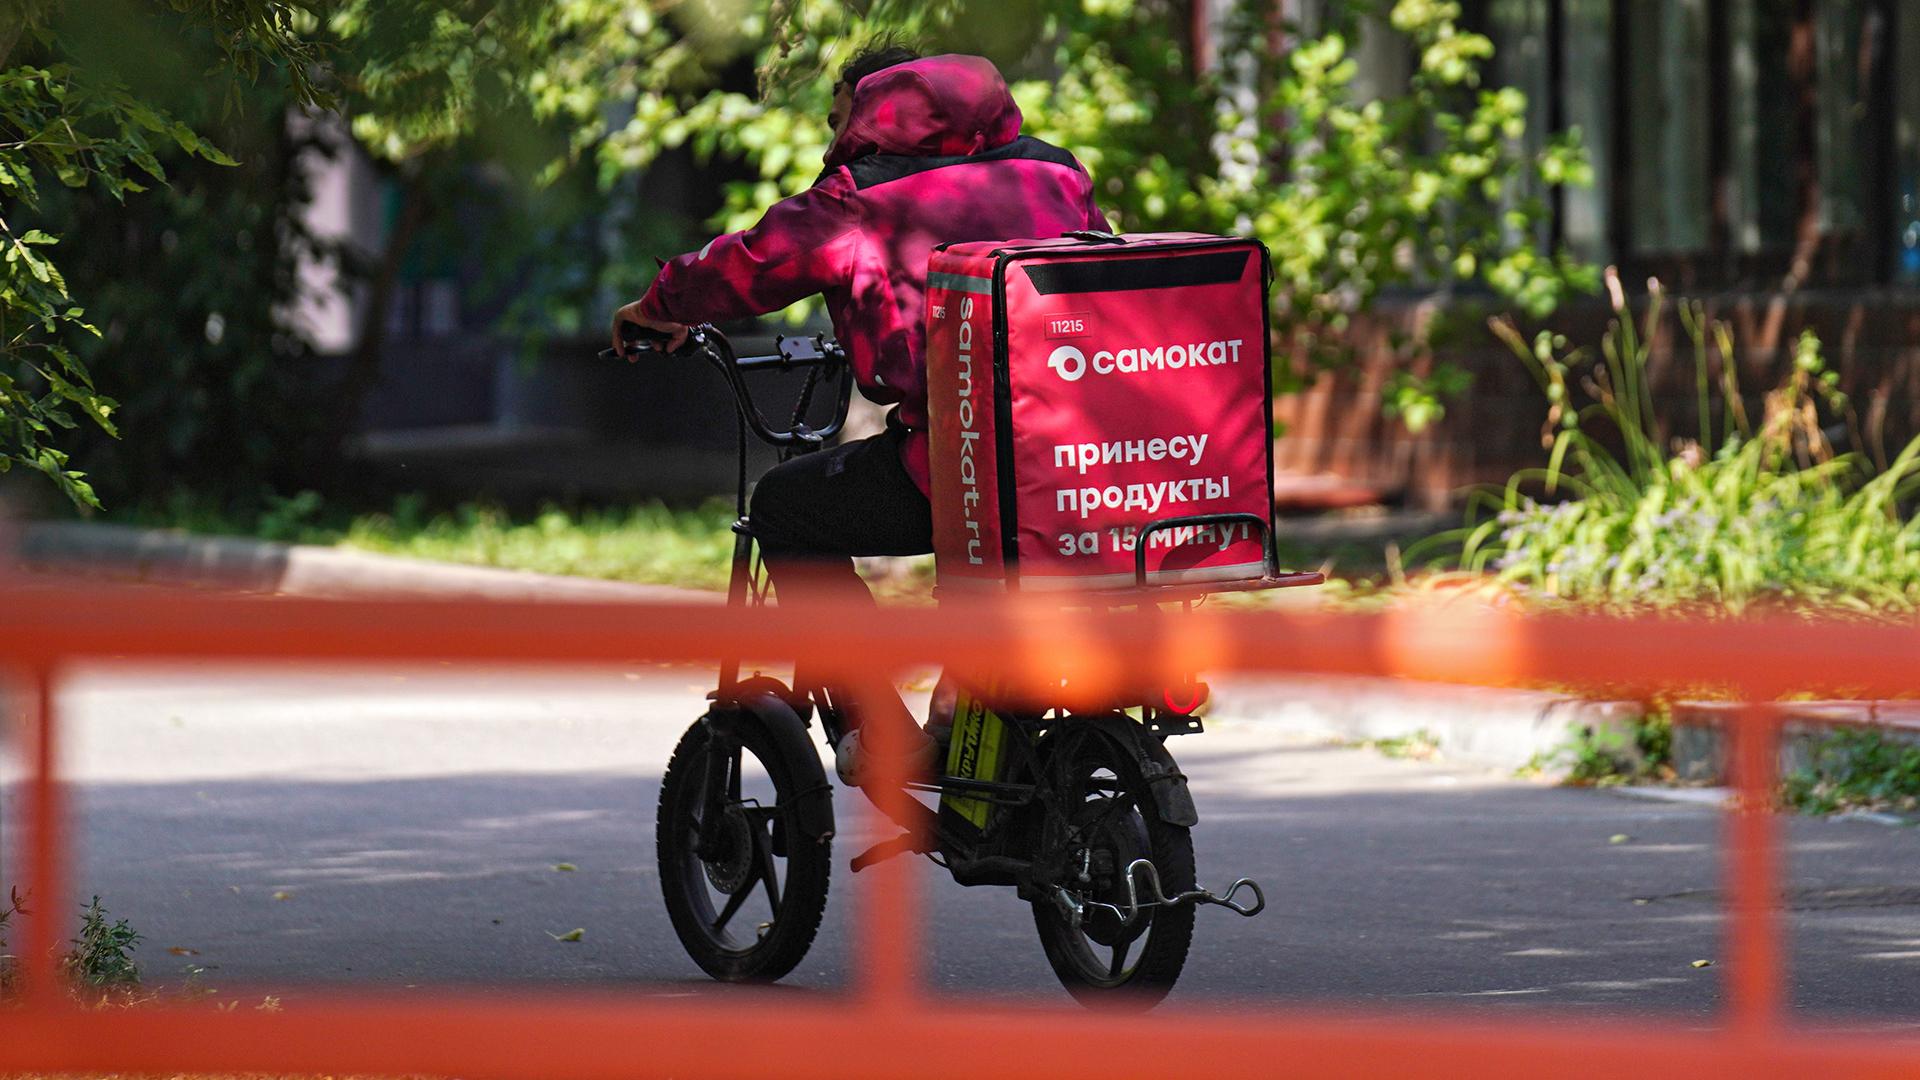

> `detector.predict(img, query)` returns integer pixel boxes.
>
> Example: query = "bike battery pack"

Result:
[924,232,1275,593]
[938,682,1009,844]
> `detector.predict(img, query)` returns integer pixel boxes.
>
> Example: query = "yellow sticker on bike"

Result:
[942,688,1005,829]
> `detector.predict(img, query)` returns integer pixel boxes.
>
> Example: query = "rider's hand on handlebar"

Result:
[610,301,688,359]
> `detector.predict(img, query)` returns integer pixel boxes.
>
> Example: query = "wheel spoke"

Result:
[758,828,783,909]
[710,879,753,934]
[1087,793,1138,830]
[1107,936,1132,979]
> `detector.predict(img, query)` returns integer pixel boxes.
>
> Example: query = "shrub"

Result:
[1532,710,1673,786]
[65,895,142,989]
[1421,269,1920,615]
[0,885,25,988]
[0,890,144,994]
[1782,728,1920,814]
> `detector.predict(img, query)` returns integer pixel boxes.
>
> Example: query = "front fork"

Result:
[694,719,736,860]
[715,521,755,695]
[698,522,758,860]
[719,516,851,750]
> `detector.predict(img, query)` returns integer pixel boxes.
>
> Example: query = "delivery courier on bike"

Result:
[610,48,1109,787]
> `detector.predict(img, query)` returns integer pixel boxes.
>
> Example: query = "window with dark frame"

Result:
[1465,0,1914,290]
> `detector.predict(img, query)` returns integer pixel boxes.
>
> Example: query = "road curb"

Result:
[1668,702,1920,783]
[1605,785,1919,827]
[1208,677,1920,784]
[1208,675,1640,773]
[10,521,718,604]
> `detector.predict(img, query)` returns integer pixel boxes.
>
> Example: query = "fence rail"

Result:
[4,579,1920,1078]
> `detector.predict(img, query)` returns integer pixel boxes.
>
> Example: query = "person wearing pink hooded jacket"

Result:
[611,47,1108,783]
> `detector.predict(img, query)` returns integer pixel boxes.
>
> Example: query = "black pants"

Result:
[749,422,932,735]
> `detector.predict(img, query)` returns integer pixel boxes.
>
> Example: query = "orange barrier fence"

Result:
[4,580,1920,1078]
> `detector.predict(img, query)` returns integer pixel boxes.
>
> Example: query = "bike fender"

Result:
[1084,713,1200,828]
[713,687,837,844]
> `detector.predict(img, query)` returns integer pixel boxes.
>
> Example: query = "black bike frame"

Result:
[607,325,855,708]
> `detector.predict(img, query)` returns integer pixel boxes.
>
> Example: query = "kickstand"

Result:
[849,831,934,873]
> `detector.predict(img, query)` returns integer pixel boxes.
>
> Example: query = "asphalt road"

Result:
[6,665,1920,1024]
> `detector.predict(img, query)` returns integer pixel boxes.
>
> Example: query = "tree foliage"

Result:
[321,0,963,353]
[334,0,1589,424]
[23,72,331,507]
[1010,0,1595,414]
[0,0,326,508]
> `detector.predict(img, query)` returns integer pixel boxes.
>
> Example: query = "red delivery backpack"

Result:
[925,231,1280,593]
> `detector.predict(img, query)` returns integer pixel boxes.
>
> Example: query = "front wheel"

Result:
[656,709,831,982]
[1029,722,1195,1008]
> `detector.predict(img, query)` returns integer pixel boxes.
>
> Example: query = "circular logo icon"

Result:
[1048,345,1087,382]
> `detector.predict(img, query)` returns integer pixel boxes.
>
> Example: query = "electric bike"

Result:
[605,323,1321,1006]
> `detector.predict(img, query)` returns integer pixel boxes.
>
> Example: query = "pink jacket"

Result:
[637,54,1108,493]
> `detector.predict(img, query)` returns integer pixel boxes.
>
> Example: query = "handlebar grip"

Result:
[601,321,676,361]
[622,322,672,347]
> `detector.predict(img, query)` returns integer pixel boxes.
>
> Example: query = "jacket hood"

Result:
[823,54,1023,168]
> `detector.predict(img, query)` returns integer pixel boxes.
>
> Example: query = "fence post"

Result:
[1725,701,1782,1032]
[852,673,920,1015]
[16,664,66,1003]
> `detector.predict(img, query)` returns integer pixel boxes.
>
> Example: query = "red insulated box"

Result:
[924,231,1276,593]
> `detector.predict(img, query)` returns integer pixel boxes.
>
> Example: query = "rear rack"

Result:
[930,512,1323,602]
[1126,569,1326,601]
[1130,511,1319,593]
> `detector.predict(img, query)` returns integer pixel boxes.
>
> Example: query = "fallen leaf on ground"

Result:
[1691,959,1713,969]
[549,928,585,942]
[554,863,578,872]
[1608,834,1631,844]
[167,946,200,956]
[272,890,294,901]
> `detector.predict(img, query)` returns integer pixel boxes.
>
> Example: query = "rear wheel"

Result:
[1030,722,1194,1008]
[656,711,830,982]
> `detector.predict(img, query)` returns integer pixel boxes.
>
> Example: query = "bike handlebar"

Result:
[600,321,677,361]
[601,323,854,449]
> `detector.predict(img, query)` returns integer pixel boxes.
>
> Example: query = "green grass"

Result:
[339,499,743,591]
[114,490,950,597]
[1349,729,1442,761]
[122,492,748,592]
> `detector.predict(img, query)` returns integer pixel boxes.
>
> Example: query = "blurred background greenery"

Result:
[0,0,1585,507]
